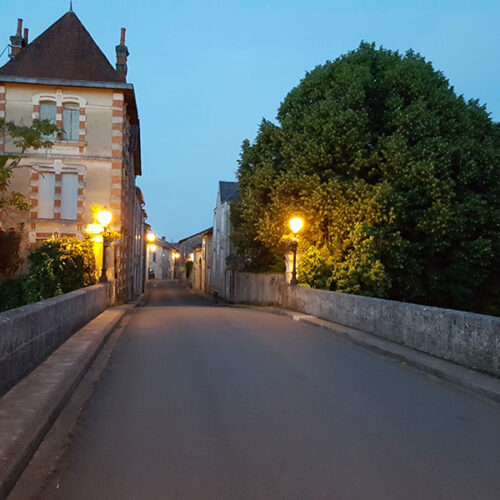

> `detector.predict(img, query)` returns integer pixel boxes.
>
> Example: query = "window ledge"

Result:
[52,140,87,147]
[30,217,79,222]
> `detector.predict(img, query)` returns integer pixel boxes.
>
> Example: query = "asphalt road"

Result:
[40,281,500,499]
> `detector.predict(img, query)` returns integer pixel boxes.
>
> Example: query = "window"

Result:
[61,173,78,219]
[63,104,79,141]
[38,172,55,218]
[40,102,56,140]
[152,251,156,263]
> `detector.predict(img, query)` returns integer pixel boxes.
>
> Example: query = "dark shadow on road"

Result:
[144,280,218,308]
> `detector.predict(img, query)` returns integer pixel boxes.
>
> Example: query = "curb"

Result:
[258,306,500,405]
[0,303,135,500]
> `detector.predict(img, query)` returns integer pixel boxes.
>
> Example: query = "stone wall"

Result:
[0,283,113,396]
[231,273,500,377]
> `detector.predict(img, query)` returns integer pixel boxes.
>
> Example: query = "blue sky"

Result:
[1,1,499,241]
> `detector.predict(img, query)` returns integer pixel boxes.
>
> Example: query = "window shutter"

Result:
[38,173,55,218]
[40,103,56,140]
[61,173,78,220]
[63,105,79,141]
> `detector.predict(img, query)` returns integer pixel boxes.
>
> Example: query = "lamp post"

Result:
[289,216,304,286]
[146,231,156,280]
[96,209,112,283]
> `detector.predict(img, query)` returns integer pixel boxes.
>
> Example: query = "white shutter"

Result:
[63,105,79,141]
[61,174,78,220]
[38,173,55,218]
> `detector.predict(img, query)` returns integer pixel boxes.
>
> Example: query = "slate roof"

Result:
[178,227,213,244]
[0,11,122,83]
[219,181,239,204]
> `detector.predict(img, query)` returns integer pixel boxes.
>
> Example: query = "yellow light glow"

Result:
[289,216,304,234]
[85,223,104,235]
[149,244,157,252]
[96,210,112,228]
[146,231,156,243]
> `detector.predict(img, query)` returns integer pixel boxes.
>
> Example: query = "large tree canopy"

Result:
[232,42,500,314]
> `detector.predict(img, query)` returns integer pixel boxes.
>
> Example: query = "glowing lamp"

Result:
[96,209,112,228]
[289,217,304,234]
[146,231,156,243]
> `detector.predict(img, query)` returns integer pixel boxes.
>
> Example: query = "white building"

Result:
[147,236,177,280]
[211,181,238,298]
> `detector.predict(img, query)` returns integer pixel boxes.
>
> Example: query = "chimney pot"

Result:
[23,28,29,44]
[10,18,25,58]
[116,28,129,81]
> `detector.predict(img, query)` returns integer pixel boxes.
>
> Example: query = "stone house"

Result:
[178,227,212,291]
[0,10,144,301]
[211,181,238,298]
[147,236,178,280]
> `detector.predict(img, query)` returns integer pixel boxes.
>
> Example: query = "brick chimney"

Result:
[23,28,29,44]
[115,28,129,81]
[9,18,25,59]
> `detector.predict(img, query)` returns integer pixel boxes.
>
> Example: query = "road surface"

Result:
[38,281,500,499]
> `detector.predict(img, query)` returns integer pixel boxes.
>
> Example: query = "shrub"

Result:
[298,246,332,290]
[0,229,22,277]
[0,278,26,312]
[23,236,98,303]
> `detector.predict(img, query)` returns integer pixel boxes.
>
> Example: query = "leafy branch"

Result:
[0,118,59,214]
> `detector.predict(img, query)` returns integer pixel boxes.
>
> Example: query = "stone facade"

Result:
[147,237,177,280]
[178,227,212,290]
[211,181,238,297]
[0,11,145,302]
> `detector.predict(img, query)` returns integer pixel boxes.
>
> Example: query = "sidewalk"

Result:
[256,306,500,404]
[0,301,139,499]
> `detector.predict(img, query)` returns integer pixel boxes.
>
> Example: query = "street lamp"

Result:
[146,231,157,280]
[97,209,112,282]
[289,216,304,286]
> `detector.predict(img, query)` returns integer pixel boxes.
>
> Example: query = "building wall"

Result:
[202,234,212,293]
[211,200,232,297]
[0,82,143,301]
[132,195,146,296]
[147,238,175,280]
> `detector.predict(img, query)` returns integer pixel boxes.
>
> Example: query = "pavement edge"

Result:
[0,299,140,500]
[254,306,500,405]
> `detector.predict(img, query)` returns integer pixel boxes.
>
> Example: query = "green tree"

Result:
[0,119,59,277]
[233,42,500,313]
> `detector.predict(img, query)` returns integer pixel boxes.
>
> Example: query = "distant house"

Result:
[178,227,213,291]
[211,181,238,298]
[147,237,178,280]
[0,10,144,301]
